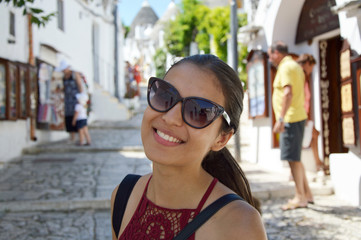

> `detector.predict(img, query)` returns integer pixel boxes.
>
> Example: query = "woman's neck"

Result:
[147,166,213,209]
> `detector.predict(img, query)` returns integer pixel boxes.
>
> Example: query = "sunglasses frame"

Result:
[147,77,231,129]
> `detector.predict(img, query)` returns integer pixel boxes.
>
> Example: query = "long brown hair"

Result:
[165,54,260,213]
[297,53,316,65]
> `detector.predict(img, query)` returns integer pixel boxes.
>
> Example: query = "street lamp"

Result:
[230,0,241,162]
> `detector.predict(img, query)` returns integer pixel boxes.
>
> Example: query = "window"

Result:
[57,0,64,31]
[246,50,268,119]
[9,11,15,37]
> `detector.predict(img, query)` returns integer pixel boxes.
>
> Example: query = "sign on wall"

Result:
[296,0,339,44]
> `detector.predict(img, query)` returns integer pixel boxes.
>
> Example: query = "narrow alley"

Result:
[0,90,360,240]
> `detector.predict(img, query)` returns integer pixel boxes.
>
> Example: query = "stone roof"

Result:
[128,0,159,38]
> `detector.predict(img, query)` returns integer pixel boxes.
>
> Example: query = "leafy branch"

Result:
[0,0,57,27]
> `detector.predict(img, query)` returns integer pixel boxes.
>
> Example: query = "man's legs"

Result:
[281,120,309,210]
[288,161,309,205]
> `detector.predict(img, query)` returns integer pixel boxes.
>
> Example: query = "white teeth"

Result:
[157,130,181,143]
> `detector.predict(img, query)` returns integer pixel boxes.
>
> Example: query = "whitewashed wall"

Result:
[0,0,125,163]
[336,0,361,54]
[0,4,28,62]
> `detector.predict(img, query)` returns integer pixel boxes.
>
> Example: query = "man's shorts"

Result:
[280,120,306,161]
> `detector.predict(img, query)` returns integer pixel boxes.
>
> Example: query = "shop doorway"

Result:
[318,36,348,173]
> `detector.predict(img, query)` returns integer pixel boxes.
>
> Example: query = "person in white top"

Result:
[72,93,91,146]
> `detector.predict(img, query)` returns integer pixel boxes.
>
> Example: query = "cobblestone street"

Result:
[0,95,360,239]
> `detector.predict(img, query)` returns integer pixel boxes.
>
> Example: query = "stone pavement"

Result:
[1,95,360,239]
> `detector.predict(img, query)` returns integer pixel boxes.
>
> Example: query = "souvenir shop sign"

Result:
[340,40,356,146]
[342,116,355,146]
[340,49,351,80]
[246,50,268,119]
[319,37,347,173]
[296,0,339,44]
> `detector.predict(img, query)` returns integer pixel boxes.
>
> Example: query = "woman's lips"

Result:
[154,128,184,145]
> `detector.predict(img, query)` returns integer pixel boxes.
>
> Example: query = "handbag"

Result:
[112,174,243,240]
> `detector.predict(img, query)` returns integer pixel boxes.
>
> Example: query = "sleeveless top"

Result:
[119,177,218,240]
[63,73,79,116]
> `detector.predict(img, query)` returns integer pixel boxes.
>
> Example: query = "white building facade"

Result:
[0,0,125,163]
[240,0,361,206]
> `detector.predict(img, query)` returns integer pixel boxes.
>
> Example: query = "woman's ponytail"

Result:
[202,148,261,213]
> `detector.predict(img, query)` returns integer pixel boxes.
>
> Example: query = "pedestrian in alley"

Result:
[58,60,83,143]
[72,92,91,146]
[111,54,267,239]
[133,62,142,96]
[268,41,313,210]
[297,54,324,175]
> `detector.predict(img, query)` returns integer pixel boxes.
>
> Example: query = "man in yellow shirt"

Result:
[268,41,313,210]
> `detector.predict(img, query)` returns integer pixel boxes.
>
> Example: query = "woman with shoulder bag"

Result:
[111,54,267,240]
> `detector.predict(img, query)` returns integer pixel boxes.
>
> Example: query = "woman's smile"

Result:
[153,128,184,146]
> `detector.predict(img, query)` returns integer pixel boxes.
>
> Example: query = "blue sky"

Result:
[118,0,181,26]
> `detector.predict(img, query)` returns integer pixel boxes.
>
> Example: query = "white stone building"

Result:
[0,0,126,163]
[240,0,361,206]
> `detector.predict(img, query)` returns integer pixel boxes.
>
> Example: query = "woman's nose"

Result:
[161,102,183,127]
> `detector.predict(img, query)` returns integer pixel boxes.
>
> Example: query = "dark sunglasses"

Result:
[147,77,231,129]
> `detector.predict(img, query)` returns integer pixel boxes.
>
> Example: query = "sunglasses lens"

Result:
[183,98,219,128]
[149,79,176,111]
[148,78,227,129]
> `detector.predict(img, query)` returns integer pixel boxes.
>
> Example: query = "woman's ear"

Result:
[211,130,234,152]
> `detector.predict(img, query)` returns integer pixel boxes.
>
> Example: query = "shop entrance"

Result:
[318,36,348,173]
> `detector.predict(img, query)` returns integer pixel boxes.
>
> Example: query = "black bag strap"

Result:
[112,174,141,238]
[173,193,243,240]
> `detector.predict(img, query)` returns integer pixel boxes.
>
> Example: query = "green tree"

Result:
[206,7,230,61]
[153,48,167,78]
[123,24,130,38]
[0,0,56,27]
[237,13,248,84]
[194,5,211,54]
[165,0,200,57]
[164,0,248,77]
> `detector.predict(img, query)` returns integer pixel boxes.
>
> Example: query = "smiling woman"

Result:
[111,54,267,240]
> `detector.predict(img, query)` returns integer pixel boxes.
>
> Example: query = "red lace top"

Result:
[119,177,218,240]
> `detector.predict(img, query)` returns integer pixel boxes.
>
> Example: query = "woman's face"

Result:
[303,62,315,76]
[141,63,229,168]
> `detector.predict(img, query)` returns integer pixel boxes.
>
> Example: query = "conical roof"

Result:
[159,0,178,22]
[151,1,179,43]
[128,0,159,38]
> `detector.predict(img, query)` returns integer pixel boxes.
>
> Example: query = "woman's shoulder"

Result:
[214,199,266,239]
[198,196,266,239]
[198,182,266,239]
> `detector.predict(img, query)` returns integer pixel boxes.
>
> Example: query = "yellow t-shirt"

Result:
[272,56,307,123]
